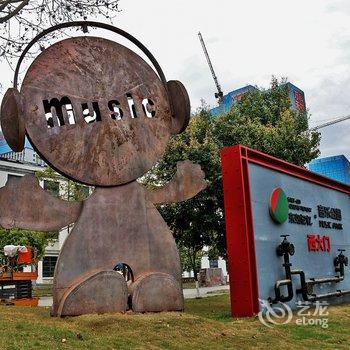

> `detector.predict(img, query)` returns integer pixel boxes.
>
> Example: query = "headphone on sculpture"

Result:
[0,21,190,153]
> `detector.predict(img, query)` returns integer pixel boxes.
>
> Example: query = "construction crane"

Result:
[310,114,350,131]
[198,32,224,104]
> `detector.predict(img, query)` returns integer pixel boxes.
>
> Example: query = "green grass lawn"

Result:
[0,294,349,349]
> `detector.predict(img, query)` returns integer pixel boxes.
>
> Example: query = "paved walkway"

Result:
[38,285,230,307]
[183,285,229,299]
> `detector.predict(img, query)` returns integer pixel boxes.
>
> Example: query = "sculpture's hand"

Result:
[147,160,207,204]
[0,175,83,231]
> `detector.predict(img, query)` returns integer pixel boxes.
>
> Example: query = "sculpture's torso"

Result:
[52,181,182,315]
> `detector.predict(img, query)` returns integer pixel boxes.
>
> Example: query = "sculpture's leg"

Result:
[55,270,128,316]
[130,272,184,312]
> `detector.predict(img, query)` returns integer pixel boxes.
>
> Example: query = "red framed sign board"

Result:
[221,145,350,317]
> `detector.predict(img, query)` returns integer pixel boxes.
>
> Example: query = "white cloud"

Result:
[1,0,350,158]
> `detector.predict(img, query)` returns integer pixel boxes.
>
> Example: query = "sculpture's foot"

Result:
[55,270,128,316]
[131,272,184,312]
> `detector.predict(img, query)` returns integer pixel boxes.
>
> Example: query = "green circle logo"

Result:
[269,188,289,224]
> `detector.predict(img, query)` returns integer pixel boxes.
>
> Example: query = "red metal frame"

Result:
[220,145,350,317]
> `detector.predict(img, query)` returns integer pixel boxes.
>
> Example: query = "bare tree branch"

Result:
[0,0,25,13]
[0,0,29,23]
[0,0,121,61]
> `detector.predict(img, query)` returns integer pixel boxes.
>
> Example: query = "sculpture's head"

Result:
[0,23,190,186]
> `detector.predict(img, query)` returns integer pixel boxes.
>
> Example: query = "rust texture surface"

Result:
[167,80,191,134]
[147,160,207,204]
[0,29,206,316]
[0,175,82,231]
[0,88,25,152]
[54,182,181,315]
[21,36,172,187]
[58,270,128,316]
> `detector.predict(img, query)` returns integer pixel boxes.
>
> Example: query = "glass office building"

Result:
[211,85,257,116]
[308,155,350,185]
[211,82,306,116]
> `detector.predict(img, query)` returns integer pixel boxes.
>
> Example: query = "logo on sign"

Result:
[269,187,289,224]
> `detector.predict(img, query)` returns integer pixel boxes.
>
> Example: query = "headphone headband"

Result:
[13,21,168,89]
[2,22,190,181]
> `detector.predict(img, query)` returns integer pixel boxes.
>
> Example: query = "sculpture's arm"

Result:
[146,160,207,204]
[0,175,83,231]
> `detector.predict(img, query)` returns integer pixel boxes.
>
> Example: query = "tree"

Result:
[0,227,52,259]
[214,77,320,165]
[144,110,222,280]
[36,166,90,202]
[144,78,321,268]
[179,247,203,277]
[0,0,120,60]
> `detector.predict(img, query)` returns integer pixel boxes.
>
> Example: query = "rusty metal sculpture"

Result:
[0,22,206,316]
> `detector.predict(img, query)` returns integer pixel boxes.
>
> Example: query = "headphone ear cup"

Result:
[167,80,190,134]
[0,88,25,152]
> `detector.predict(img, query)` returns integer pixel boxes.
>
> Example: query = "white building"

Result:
[1,146,45,167]
[201,255,228,277]
[182,247,228,279]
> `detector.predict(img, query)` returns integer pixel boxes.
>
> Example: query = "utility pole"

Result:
[198,32,224,104]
